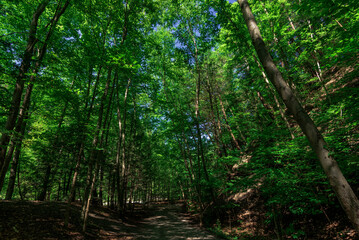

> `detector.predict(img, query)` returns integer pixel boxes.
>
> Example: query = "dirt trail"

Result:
[0,201,220,240]
[121,203,219,240]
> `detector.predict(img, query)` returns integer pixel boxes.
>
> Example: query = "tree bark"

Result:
[237,0,359,231]
[0,0,49,171]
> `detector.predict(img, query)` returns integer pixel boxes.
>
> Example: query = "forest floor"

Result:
[0,200,220,240]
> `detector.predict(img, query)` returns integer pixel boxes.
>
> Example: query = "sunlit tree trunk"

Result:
[237,0,359,231]
[115,78,131,212]
[186,21,216,214]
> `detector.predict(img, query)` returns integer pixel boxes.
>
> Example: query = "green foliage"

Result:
[0,0,358,238]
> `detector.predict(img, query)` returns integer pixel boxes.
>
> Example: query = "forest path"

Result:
[118,203,220,240]
[0,200,221,240]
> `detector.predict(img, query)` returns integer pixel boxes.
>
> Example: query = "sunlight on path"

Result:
[124,204,220,240]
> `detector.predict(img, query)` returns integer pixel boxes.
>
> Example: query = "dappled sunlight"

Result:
[0,0,358,239]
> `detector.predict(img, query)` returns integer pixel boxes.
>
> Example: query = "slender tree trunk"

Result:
[64,66,102,227]
[5,144,22,199]
[109,170,115,208]
[17,158,23,200]
[218,95,242,150]
[205,78,223,157]
[112,2,130,211]
[119,78,131,212]
[254,57,295,139]
[94,71,115,207]
[38,84,70,200]
[237,0,359,231]
[82,161,99,232]
[65,168,72,197]
[213,93,228,156]
[227,105,246,142]
[186,21,215,210]
[5,105,32,199]
[0,82,33,192]
[306,20,331,104]
[38,165,52,201]
[64,144,84,227]
[82,68,112,231]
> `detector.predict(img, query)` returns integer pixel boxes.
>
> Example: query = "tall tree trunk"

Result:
[38,83,71,200]
[1,0,69,196]
[237,0,359,231]
[82,68,112,231]
[205,78,223,157]
[64,66,102,227]
[5,104,33,199]
[64,143,84,227]
[118,78,131,212]
[186,21,215,208]
[0,82,34,192]
[0,0,49,171]
[95,71,116,206]
[5,143,22,199]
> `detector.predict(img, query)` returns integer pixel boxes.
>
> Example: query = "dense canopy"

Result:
[0,0,358,238]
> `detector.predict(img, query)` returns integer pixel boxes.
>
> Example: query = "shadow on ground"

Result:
[0,201,220,240]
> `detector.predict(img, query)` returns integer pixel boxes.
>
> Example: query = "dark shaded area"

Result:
[0,201,221,240]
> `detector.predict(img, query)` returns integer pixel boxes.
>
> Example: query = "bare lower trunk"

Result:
[38,165,51,201]
[5,104,32,199]
[237,0,359,231]
[5,144,21,199]
[82,162,99,232]
[64,143,84,227]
